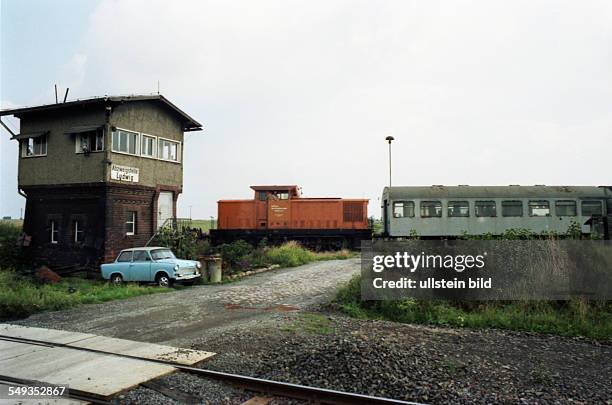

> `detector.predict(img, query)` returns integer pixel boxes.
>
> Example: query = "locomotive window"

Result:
[258,192,266,201]
[279,192,289,200]
[475,201,496,217]
[528,200,550,216]
[448,201,469,217]
[420,201,442,217]
[502,201,523,217]
[393,201,414,218]
[555,200,577,216]
[581,201,603,216]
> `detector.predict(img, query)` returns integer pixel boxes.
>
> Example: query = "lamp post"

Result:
[385,136,394,188]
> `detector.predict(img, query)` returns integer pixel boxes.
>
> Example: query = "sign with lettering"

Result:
[111,164,139,182]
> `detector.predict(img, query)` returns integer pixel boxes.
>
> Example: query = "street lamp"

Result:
[385,136,394,188]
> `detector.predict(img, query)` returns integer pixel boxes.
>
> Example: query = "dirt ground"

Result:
[8,258,612,404]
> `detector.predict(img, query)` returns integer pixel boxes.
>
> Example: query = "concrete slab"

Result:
[0,324,215,365]
[0,325,216,400]
[0,340,175,399]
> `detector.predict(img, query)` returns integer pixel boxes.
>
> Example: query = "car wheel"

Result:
[110,274,123,286]
[156,273,172,288]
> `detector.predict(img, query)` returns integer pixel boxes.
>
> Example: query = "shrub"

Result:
[219,240,253,268]
[0,222,24,269]
[265,241,315,267]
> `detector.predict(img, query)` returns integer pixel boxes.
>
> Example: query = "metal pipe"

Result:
[54,84,58,103]
[0,118,17,137]
[385,136,394,188]
[63,87,69,103]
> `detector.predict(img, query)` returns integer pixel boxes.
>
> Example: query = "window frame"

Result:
[126,211,136,236]
[75,129,104,154]
[475,200,497,217]
[528,200,551,217]
[258,192,267,201]
[581,200,603,217]
[447,201,470,218]
[555,200,577,217]
[117,251,133,263]
[420,201,443,218]
[111,128,140,156]
[157,136,181,162]
[501,200,524,217]
[50,220,59,244]
[393,201,415,218]
[74,220,84,243]
[22,135,48,158]
[140,133,157,159]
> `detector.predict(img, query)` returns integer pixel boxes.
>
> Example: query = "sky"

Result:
[1,0,611,219]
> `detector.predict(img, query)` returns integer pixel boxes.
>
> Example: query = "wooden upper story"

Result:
[0,95,202,189]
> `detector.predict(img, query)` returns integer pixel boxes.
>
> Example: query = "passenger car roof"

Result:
[383,186,611,199]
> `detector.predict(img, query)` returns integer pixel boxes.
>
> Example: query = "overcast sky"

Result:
[1,0,611,219]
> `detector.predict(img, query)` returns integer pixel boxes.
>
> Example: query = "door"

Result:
[157,191,173,229]
[129,250,152,281]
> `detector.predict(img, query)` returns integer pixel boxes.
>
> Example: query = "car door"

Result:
[129,250,152,281]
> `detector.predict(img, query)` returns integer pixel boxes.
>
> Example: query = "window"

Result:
[502,201,523,217]
[133,250,150,262]
[278,192,289,200]
[126,211,136,235]
[112,130,139,154]
[393,201,415,218]
[74,220,84,243]
[76,129,104,153]
[151,249,176,260]
[475,201,496,217]
[582,200,603,216]
[117,251,133,262]
[50,220,58,244]
[556,200,577,216]
[528,200,550,216]
[448,201,469,217]
[141,135,156,157]
[420,201,442,217]
[258,192,267,201]
[158,138,179,161]
[22,135,47,157]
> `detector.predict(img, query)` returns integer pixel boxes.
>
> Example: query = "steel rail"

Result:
[0,334,422,405]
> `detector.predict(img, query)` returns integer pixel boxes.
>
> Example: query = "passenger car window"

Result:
[133,250,150,262]
[528,201,550,216]
[117,251,133,262]
[448,201,469,217]
[502,201,523,217]
[420,201,442,217]
[581,201,603,216]
[555,200,577,216]
[393,201,414,218]
[151,249,176,260]
[475,201,496,217]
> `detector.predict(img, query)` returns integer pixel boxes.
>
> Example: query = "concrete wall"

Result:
[18,108,107,186]
[108,101,184,190]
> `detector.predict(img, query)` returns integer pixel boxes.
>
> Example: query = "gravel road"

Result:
[7,258,611,404]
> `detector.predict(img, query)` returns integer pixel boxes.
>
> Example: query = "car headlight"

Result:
[174,264,180,272]
[196,262,202,269]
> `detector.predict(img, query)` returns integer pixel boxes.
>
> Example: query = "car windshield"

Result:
[150,249,176,260]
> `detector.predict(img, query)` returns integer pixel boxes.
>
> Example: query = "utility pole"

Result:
[385,136,394,187]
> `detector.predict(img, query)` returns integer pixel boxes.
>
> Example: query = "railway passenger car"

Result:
[210,185,371,249]
[382,185,612,239]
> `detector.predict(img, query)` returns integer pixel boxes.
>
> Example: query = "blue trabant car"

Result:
[101,247,202,287]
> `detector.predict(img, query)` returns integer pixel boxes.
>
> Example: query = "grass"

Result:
[335,275,612,341]
[189,219,217,233]
[0,269,173,321]
[282,312,334,335]
[0,219,23,229]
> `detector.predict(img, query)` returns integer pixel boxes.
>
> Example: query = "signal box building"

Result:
[0,95,202,269]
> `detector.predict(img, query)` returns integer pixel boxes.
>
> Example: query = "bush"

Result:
[152,227,199,259]
[264,241,315,267]
[0,222,24,269]
[219,240,253,270]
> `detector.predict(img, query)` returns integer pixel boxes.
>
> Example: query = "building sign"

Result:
[111,164,139,182]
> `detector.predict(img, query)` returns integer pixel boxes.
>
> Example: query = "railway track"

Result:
[0,334,422,405]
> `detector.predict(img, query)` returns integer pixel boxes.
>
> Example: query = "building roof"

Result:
[0,94,203,132]
[250,185,300,192]
[383,185,612,199]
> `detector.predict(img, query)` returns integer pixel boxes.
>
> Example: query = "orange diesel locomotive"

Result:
[210,185,371,249]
